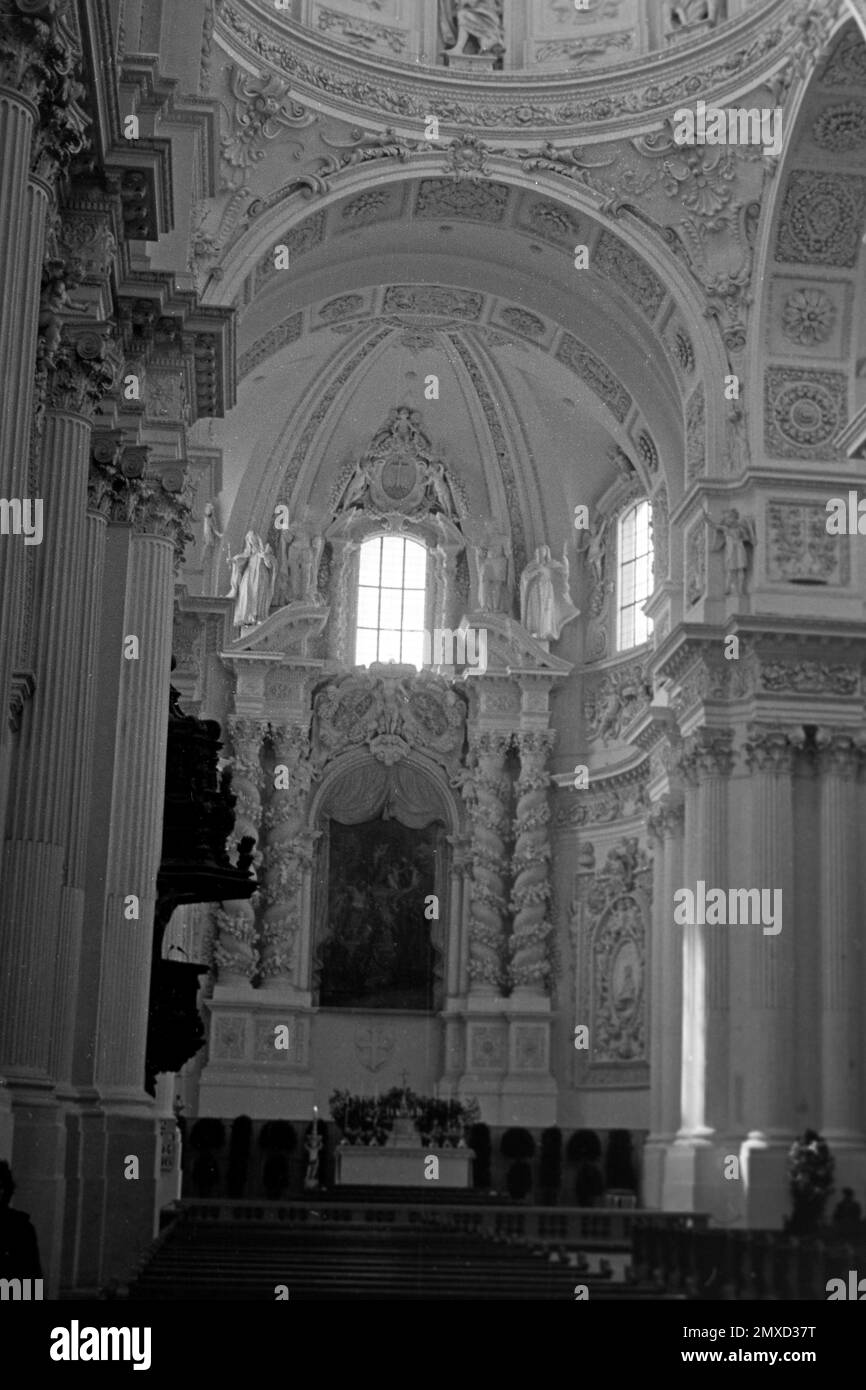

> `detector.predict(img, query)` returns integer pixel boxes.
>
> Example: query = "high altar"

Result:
[181,405,576,1128]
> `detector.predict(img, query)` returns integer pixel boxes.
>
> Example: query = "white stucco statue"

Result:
[520,543,580,641]
[477,538,510,612]
[667,0,719,31]
[200,501,222,565]
[441,0,504,55]
[227,531,276,628]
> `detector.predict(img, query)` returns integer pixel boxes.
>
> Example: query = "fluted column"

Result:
[211,716,265,983]
[508,729,556,993]
[94,528,175,1096]
[466,731,511,993]
[259,723,314,991]
[0,410,90,1080]
[663,730,733,1218]
[51,506,108,1086]
[0,83,38,814]
[740,726,799,1227]
[8,175,48,670]
[679,730,733,1140]
[816,732,865,1170]
[644,796,684,1208]
[0,321,119,1076]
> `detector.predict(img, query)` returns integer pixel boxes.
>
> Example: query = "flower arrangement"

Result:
[787,1129,835,1234]
[329,1088,480,1146]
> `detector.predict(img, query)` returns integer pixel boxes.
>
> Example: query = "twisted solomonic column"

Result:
[212,716,266,982]
[259,724,315,988]
[508,730,556,992]
[465,731,511,992]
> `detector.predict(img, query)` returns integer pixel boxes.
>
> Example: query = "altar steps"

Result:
[128,1217,671,1301]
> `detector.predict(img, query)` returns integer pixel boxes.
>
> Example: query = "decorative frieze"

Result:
[765,499,849,585]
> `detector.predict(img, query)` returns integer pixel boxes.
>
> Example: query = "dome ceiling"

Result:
[229,0,752,77]
[204,178,684,555]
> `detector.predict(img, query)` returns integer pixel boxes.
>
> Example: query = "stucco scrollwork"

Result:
[571,837,651,1085]
[312,669,467,771]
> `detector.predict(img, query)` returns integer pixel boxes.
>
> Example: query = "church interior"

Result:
[1,0,866,1304]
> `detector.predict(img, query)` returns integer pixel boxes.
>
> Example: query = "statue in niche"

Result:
[290,528,325,605]
[200,502,222,567]
[477,537,511,613]
[702,507,756,596]
[274,523,324,605]
[439,0,505,56]
[519,543,579,641]
[227,531,275,628]
[666,0,719,31]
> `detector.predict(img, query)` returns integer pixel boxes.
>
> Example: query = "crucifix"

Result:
[400,1069,410,1088]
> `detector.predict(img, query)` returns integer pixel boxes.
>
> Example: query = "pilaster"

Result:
[643,795,684,1209]
[738,725,800,1229]
[663,727,735,1220]
[816,731,866,1191]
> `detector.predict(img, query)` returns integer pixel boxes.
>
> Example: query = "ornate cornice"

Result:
[553,757,649,830]
[215,0,845,137]
[654,627,866,721]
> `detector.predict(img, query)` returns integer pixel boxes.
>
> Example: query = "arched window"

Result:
[616,500,653,651]
[354,534,428,668]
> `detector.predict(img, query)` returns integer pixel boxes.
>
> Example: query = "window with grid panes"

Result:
[354,534,428,668]
[616,499,653,651]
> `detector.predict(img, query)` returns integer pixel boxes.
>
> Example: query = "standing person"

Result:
[0,1162,41,1279]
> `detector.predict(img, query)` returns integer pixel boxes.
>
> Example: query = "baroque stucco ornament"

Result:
[312,668,467,771]
[571,837,651,1085]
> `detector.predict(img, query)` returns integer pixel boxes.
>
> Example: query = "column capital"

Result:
[470,728,511,759]
[40,322,121,419]
[268,722,311,762]
[88,447,194,562]
[513,728,556,759]
[0,0,91,184]
[681,727,735,783]
[815,730,865,781]
[744,725,801,776]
